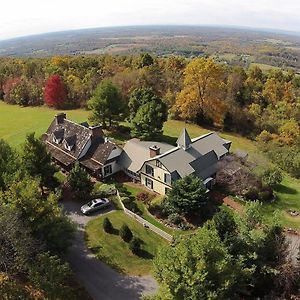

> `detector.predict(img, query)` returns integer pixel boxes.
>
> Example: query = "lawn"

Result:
[260,177,300,229]
[85,210,167,275]
[1,101,300,230]
[0,101,89,146]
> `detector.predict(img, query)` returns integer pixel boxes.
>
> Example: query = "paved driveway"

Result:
[62,199,158,300]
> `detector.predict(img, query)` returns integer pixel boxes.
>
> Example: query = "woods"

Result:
[0,54,300,175]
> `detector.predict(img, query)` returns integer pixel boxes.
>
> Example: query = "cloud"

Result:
[1,0,300,40]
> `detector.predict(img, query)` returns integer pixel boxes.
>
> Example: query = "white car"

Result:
[81,198,110,215]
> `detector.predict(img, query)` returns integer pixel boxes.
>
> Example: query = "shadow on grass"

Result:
[96,253,125,274]
[274,184,297,195]
[137,249,154,260]
[111,228,120,235]
[154,134,177,146]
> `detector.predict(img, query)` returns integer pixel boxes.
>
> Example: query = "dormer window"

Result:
[52,129,64,144]
[64,135,76,151]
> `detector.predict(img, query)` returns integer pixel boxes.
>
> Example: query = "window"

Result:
[145,178,153,189]
[145,164,154,176]
[104,165,112,176]
[164,173,171,185]
[156,160,162,168]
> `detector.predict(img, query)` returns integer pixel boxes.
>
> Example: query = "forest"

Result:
[0,53,299,178]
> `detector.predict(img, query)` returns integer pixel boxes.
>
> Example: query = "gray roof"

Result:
[46,118,91,159]
[119,138,174,173]
[147,132,230,180]
[177,128,192,150]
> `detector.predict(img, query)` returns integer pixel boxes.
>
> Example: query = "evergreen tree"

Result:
[119,224,133,242]
[21,133,58,193]
[103,217,113,233]
[67,163,93,200]
[129,88,167,139]
[166,175,208,215]
[129,237,141,255]
[88,80,122,127]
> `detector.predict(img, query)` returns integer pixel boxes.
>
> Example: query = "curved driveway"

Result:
[63,199,158,300]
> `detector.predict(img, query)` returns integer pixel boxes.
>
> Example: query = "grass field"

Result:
[1,101,300,229]
[85,210,167,275]
[249,63,280,72]
[0,101,89,146]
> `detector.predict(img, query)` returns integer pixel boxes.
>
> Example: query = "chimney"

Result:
[89,125,104,140]
[55,113,66,124]
[150,145,160,158]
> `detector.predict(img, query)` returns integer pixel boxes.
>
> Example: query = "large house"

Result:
[43,113,122,179]
[44,114,231,195]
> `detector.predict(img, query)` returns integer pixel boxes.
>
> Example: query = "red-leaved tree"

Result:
[44,75,67,108]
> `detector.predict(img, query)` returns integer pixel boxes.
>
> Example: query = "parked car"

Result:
[81,198,110,215]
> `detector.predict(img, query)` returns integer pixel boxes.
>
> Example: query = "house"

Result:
[43,113,122,179]
[44,114,231,195]
[118,128,231,195]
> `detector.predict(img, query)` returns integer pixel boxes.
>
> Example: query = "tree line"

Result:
[1,54,300,175]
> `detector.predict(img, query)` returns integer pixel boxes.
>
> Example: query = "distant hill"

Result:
[1,25,300,70]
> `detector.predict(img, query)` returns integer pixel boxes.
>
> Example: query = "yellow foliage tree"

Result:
[174,57,226,123]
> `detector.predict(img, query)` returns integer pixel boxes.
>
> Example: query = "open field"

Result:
[0,101,89,146]
[1,101,300,229]
[85,210,167,275]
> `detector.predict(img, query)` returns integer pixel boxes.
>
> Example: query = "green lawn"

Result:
[1,101,300,230]
[0,101,89,146]
[85,210,167,275]
[260,177,300,229]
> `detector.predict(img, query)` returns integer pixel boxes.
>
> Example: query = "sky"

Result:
[1,0,300,40]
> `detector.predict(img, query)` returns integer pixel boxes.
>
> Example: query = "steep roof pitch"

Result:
[82,137,120,167]
[45,118,91,159]
[176,128,192,150]
[141,131,231,180]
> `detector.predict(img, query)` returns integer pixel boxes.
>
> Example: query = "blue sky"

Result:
[1,0,300,40]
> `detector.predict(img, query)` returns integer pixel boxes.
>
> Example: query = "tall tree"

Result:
[88,80,122,127]
[174,57,225,124]
[154,226,244,300]
[165,175,208,215]
[129,87,167,139]
[0,139,20,191]
[67,163,93,200]
[44,75,67,108]
[0,177,74,254]
[21,133,58,193]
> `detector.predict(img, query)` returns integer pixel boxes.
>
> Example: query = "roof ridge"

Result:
[64,118,91,131]
[191,131,215,143]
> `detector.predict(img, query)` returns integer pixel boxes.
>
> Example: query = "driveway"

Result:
[62,199,158,300]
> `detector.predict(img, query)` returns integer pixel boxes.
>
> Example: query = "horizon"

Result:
[1,23,300,43]
[1,0,300,41]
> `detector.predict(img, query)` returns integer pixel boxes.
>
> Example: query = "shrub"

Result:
[136,192,151,203]
[262,166,283,187]
[128,202,142,214]
[258,186,274,202]
[93,183,116,197]
[119,224,133,242]
[244,187,259,201]
[103,217,113,233]
[129,237,141,255]
[167,213,182,225]
[121,197,132,205]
